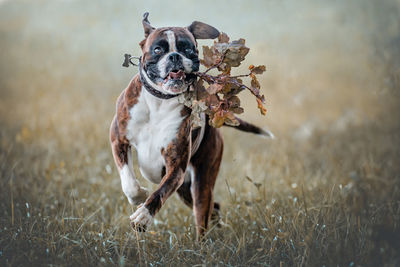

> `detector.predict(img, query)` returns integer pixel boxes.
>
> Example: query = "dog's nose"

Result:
[169,53,181,63]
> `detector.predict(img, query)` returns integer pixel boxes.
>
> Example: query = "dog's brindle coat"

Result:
[110,13,270,236]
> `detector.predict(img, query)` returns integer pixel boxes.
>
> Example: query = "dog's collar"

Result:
[139,63,181,100]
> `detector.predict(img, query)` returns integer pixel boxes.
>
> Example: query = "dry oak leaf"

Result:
[206,83,224,95]
[257,98,267,115]
[250,65,266,74]
[200,46,220,68]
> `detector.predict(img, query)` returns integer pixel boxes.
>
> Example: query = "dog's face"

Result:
[139,13,219,95]
[141,28,199,94]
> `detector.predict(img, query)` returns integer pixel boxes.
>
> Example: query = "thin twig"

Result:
[194,69,265,103]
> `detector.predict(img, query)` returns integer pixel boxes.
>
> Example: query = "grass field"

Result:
[1,0,400,266]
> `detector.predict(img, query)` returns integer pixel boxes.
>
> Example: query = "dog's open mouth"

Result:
[164,70,186,82]
[161,69,196,93]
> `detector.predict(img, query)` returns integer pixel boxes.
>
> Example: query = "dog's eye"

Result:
[185,48,193,54]
[154,47,162,55]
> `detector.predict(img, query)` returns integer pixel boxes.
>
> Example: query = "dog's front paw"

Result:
[127,187,149,205]
[130,204,153,232]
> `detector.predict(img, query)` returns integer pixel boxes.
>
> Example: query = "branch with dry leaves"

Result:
[178,32,267,128]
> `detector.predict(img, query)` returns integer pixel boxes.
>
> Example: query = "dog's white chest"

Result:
[126,89,185,183]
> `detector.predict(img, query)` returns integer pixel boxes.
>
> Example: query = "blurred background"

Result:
[1,0,399,265]
[1,0,399,137]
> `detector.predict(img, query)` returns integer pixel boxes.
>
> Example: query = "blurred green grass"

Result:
[1,0,400,266]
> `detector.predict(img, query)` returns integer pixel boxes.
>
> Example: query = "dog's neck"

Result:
[139,65,183,100]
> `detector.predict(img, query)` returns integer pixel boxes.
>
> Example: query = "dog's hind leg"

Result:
[177,166,221,224]
[110,116,148,205]
[177,169,194,207]
[190,124,223,237]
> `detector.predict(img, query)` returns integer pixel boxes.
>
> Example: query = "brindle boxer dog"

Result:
[110,12,273,237]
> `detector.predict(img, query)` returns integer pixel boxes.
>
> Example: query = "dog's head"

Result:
[139,12,219,95]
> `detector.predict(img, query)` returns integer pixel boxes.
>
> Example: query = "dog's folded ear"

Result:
[142,12,155,38]
[187,21,220,40]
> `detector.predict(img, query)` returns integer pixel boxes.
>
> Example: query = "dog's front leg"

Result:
[130,115,191,231]
[110,117,148,205]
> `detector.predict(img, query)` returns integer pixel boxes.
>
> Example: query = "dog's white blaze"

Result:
[126,87,185,184]
[166,30,176,52]
[130,204,153,227]
[156,30,179,79]
[157,30,193,80]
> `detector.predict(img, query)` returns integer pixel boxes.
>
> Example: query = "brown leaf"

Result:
[251,75,260,89]
[224,112,239,126]
[206,83,224,94]
[250,65,266,74]
[201,46,219,68]
[227,95,241,108]
[222,83,232,94]
[193,79,208,99]
[222,39,249,68]
[206,94,220,107]
[190,32,268,128]
[210,111,226,128]
[177,91,193,107]
[257,98,267,115]
[190,100,207,128]
[218,32,230,43]
[226,77,245,94]
[231,107,244,114]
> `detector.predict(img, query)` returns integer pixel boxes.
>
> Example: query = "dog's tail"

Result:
[224,117,274,138]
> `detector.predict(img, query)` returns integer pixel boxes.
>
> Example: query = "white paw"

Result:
[127,187,149,205]
[130,204,153,231]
